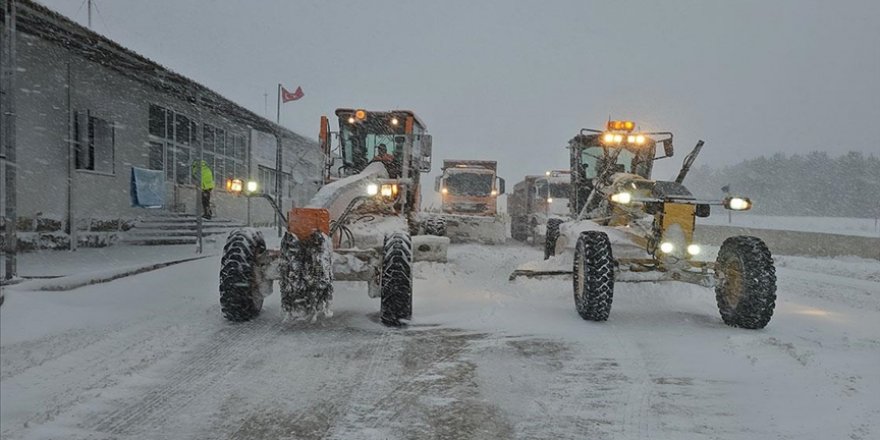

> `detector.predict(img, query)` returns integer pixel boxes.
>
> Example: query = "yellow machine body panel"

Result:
[660,202,696,244]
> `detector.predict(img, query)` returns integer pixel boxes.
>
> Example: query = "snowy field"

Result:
[2,237,879,439]
[699,213,880,238]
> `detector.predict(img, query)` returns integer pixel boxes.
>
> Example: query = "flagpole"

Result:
[275,84,283,237]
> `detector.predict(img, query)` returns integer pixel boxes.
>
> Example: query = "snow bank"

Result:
[699,213,880,238]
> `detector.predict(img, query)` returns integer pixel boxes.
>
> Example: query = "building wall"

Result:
[8,27,321,234]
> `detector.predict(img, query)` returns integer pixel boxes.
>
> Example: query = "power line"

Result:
[92,1,111,35]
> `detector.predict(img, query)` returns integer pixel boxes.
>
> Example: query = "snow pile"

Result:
[699,213,880,238]
[412,235,449,262]
[439,213,508,245]
[345,215,408,251]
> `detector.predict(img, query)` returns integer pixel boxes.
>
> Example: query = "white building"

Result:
[1,0,323,252]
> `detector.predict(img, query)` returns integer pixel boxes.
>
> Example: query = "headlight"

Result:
[547,197,553,203]
[687,244,701,256]
[635,134,646,145]
[613,134,624,143]
[660,242,675,253]
[246,181,258,193]
[441,187,448,195]
[226,178,243,193]
[380,184,394,197]
[724,196,752,211]
[491,189,498,196]
[610,192,632,204]
[602,133,615,143]
[366,183,379,196]
[627,135,636,143]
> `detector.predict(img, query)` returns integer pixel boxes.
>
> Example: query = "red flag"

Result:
[281,85,304,103]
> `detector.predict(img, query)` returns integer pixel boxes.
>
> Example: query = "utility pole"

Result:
[3,0,19,279]
[275,84,283,237]
[67,62,77,251]
[87,0,92,29]
[193,88,203,254]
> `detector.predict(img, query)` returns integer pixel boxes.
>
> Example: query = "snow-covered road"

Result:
[2,240,879,439]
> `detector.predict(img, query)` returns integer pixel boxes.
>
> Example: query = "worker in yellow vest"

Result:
[192,160,215,219]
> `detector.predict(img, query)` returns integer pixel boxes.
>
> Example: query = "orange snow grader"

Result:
[219,109,444,326]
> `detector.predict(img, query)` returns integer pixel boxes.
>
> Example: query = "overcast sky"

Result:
[38,0,880,187]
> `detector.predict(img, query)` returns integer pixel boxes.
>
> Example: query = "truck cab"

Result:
[434,160,505,216]
[507,170,571,243]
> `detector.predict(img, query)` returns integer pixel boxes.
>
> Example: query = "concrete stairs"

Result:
[123,213,246,245]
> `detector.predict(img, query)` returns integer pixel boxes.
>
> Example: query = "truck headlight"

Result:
[441,187,448,195]
[610,192,632,204]
[660,242,675,253]
[246,181,259,193]
[491,189,498,196]
[366,183,379,196]
[547,197,553,203]
[724,196,752,211]
[687,244,701,256]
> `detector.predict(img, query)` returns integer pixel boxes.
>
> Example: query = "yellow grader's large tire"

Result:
[280,231,333,319]
[714,236,777,329]
[544,218,563,260]
[573,231,615,321]
[220,229,266,322]
[381,233,413,326]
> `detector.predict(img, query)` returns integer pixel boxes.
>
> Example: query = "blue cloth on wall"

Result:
[131,167,166,207]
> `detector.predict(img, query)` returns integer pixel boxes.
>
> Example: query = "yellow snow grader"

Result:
[219,108,442,326]
[511,120,777,329]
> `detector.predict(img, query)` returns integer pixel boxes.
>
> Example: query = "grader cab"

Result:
[219,108,444,327]
[512,120,777,329]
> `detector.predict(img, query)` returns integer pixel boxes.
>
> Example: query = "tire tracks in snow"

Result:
[221,323,400,440]
[323,329,488,439]
[0,319,188,440]
[82,317,281,437]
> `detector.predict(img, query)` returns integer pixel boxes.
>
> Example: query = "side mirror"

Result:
[434,176,442,192]
[319,116,331,156]
[497,177,506,195]
[663,139,674,158]
[419,134,433,172]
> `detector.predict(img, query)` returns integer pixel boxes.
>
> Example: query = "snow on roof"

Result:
[14,0,314,146]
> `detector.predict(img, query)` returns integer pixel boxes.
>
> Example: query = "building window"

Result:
[147,105,247,188]
[149,105,166,138]
[257,166,291,197]
[75,111,115,174]
[175,146,191,185]
[148,141,164,170]
[164,143,175,181]
[175,114,190,145]
[258,166,275,195]
[215,128,226,186]
[203,124,215,152]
